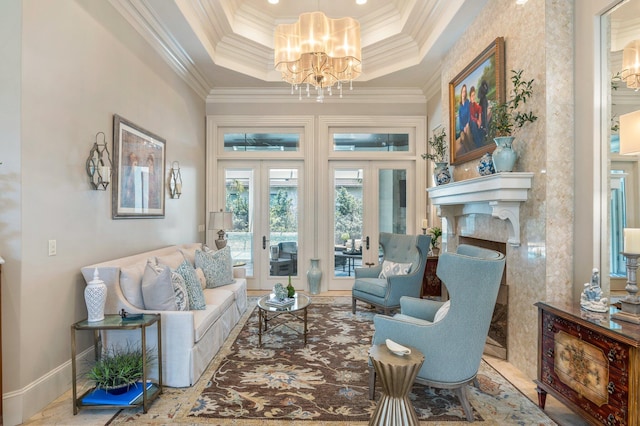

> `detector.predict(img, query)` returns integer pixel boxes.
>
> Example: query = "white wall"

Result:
[0,1,206,423]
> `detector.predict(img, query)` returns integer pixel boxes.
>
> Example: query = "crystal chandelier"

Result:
[621,40,640,90]
[274,11,362,102]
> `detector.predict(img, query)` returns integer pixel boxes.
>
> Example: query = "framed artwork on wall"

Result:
[449,36,505,165]
[112,114,166,219]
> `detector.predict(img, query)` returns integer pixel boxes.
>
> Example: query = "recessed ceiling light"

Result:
[356,0,367,4]
[268,0,279,4]
[515,0,528,4]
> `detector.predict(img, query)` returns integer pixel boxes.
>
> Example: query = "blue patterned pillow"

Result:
[176,260,206,310]
[170,271,189,311]
[195,246,235,288]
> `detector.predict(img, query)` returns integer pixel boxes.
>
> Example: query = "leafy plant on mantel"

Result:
[489,69,538,138]
[421,128,448,163]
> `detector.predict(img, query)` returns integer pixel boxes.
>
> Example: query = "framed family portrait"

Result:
[449,37,505,165]
[112,114,166,219]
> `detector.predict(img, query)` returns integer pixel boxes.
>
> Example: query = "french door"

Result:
[220,160,304,290]
[328,160,414,290]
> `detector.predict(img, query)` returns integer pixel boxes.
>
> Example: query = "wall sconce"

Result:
[209,209,233,249]
[621,40,640,90]
[169,161,183,199]
[85,132,112,190]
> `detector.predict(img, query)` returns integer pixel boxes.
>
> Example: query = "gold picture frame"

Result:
[449,37,505,165]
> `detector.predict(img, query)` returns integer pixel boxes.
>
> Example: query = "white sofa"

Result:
[81,243,247,387]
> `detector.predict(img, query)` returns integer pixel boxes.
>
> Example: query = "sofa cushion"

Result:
[194,288,235,342]
[176,260,206,310]
[195,246,235,288]
[119,262,147,309]
[142,262,177,311]
[156,251,186,270]
[378,260,412,279]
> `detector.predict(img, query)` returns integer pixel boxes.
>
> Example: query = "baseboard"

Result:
[3,347,93,426]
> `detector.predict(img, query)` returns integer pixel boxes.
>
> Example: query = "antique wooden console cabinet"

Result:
[535,301,640,425]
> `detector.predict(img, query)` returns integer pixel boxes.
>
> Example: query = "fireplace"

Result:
[459,236,508,359]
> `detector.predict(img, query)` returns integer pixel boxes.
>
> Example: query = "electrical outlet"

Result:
[48,240,57,256]
[198,224,205,232]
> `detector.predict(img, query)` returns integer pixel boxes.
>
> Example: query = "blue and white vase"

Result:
[433,162,451,186]
[477,152,495,176]
[492,136,517,172]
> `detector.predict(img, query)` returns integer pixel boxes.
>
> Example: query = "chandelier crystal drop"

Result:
[274,11,362,102]
[621,40,640,91]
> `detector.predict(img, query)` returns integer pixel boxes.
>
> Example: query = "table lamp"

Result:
[209,209,233,249]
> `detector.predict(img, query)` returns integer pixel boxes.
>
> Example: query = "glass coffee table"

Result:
[257,293,311,346]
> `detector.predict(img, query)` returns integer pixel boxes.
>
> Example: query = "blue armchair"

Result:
[352,233,431,315]
[370,244,505,422]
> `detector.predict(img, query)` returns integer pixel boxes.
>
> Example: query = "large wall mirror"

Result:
[603,0,640,291]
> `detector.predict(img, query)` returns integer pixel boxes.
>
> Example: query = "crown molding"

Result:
[108,0,211,99]
[206,87,426,104]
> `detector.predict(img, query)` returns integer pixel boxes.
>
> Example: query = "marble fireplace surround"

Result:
[426,172,534,247]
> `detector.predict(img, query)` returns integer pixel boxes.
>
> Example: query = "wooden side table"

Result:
[368,344,424,426]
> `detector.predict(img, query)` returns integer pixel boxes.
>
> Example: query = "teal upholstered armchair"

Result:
[370,244,505,422]
[352,233,431,315]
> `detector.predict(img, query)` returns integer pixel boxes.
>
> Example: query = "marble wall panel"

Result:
[438,0,574,379]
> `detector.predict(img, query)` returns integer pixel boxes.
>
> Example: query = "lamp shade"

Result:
[209,210,233,230]
[620,110,640,155]
[621,40,640,90]
[274,11,361,102]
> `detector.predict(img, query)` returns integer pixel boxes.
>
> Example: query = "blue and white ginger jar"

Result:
[477,152,495,176]
[433,162,451,186]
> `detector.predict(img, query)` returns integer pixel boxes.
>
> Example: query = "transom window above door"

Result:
[333,133,409,152]
[224,133,300,152]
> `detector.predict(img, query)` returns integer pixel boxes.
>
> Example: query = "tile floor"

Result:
[23,291,589,425]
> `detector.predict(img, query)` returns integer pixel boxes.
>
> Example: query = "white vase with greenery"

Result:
[488,69,537,172]
[422,128,450,185]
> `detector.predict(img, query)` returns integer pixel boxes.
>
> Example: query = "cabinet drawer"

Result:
[542,310,631,372]
[540,359,628,425]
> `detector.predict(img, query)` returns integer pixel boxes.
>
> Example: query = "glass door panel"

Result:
[223,163,302,289]
[329,162,412,289]
[334,168,364,277]
[225,169,254,276]
[268,169,299,278]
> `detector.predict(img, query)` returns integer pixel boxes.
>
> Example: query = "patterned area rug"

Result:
[111,298,555,425]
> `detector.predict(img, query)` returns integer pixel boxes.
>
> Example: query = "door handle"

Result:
[366,236,370,250]
[263,236,267,249]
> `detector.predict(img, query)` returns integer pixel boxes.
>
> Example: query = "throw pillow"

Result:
[195,246,235,288]
[119,263,146,309]
[141,262,177,311]
[433,300,451,323]
[171,271,189,311]
[195,267,207,290]
[176,260,206,310]
[378,260,412,279]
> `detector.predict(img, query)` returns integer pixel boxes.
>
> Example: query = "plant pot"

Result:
[105,382,136,395]
[492,136,517,172]
[433,162,451,186]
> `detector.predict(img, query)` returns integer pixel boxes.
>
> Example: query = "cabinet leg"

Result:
[536,386,547,409]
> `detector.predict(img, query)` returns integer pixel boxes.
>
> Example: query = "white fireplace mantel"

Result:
[426,172,534,247]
